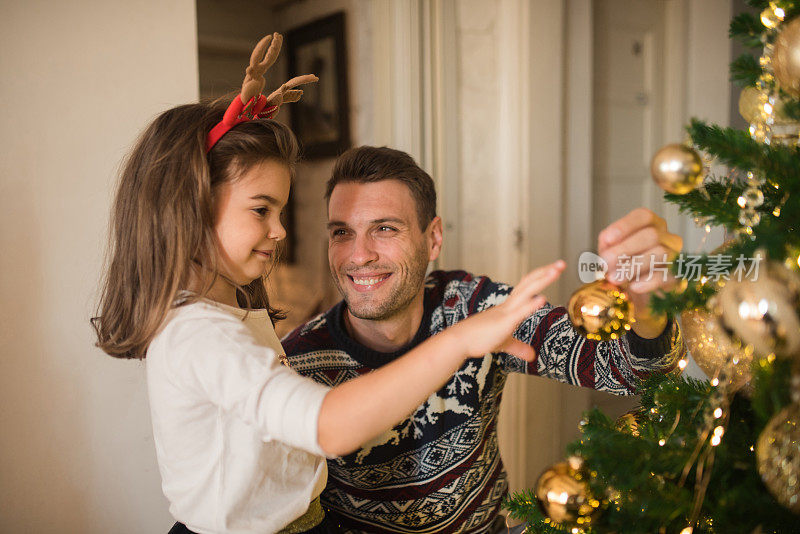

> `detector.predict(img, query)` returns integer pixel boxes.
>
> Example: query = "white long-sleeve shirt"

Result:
[146,299,330,534]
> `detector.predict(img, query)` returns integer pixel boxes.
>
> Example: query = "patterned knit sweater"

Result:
[282,271,681,534]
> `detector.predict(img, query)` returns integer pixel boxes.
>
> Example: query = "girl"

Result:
[93,34,564,534]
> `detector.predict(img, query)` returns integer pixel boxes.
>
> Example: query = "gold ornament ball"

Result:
[756,402,800,514]
[712,261,800,359]
[738,86,793,125]
[650,144,704,195]
[567,279,634,341]
[680,309,753,391]
[761,5,785,30]
[535,458,600,527]
[773,17,800,98]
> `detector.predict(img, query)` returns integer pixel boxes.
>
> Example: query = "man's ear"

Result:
[426,216,443,262]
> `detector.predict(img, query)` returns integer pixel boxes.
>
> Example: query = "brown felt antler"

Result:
[240,33,282,105]
[206,32,319,152]
[240,32,318,109]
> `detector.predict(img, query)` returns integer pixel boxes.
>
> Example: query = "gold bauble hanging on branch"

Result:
[535,457,601,528]
[756,402,800,514]
[773,17,800,98]
[650,144,705,195]
[738,86,793,125]
[680,309,753,390]
[567,279,634,341]
[712,262,800,359]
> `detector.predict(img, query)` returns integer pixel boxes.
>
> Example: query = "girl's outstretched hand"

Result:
[453,260,566,361]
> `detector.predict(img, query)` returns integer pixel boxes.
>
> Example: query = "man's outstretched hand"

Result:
[598,207,683,338]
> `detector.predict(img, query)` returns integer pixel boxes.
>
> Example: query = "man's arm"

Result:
[446,271,683,395]
[502,302,682,395]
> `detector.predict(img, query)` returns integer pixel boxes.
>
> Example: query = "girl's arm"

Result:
[317,260,565,457]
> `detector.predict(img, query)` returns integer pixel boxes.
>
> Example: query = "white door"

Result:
[591,0,668,416]
[593,0,667,231]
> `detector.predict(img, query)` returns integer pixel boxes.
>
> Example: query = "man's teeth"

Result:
[352,275,388,286]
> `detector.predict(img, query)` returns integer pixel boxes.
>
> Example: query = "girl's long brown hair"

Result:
[93,100,297,359]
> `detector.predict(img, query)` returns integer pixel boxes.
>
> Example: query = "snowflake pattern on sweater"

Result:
[282,271,680,534]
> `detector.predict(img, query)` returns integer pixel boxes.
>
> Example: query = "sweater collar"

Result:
[325,292,434,369]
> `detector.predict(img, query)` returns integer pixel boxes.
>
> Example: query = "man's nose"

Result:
[350,234,379,265]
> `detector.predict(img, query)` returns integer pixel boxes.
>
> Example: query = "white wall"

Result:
[0,1,198,531]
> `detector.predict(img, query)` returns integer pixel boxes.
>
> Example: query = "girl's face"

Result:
[212,159,290,289]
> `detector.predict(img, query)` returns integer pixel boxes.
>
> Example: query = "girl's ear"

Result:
[427,216,443,262]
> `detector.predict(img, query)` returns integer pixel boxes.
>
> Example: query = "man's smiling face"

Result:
[327,180,440,321]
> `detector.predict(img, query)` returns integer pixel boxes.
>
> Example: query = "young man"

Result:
[283,146,683,534]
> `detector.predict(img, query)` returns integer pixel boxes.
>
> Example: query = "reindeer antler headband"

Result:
[205,32,318,152]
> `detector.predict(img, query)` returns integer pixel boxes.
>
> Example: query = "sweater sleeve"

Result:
[468,275,684,395]
[162,311,331,456]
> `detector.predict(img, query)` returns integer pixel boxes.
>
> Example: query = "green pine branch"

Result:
[663,181,744,229]
[730,53,763,87]
[744,0,769,9]
[750,357,795,425]
[782,98,800,121]
[729,12,766,49]
[504,490,567,533]
[507,368,797,533]
[786,7,800,20]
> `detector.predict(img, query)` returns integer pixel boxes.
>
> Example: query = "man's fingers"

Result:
[629,275,677,294]
[497,337,536,362]
[599,208,664,248]
[601,228,680,272]
[601,224,683,286]
[661,232,683,253]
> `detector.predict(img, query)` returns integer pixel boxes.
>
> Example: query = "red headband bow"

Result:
[205,32,318,153]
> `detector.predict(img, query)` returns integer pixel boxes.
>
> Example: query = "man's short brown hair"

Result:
[325,146,437,230]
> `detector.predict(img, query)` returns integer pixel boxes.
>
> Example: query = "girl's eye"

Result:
[253,207,269,217]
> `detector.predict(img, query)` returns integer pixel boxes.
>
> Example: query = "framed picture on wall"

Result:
[286,12,351,159]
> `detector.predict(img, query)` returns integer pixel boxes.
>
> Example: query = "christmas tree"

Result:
[505,2,800,532]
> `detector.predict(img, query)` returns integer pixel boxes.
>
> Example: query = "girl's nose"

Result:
[268,218,287,241]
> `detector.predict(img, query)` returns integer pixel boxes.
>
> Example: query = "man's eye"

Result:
[331,229,347,237]
[378,226,397,232]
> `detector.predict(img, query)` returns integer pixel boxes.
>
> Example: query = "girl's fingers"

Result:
[497,337,536,362]
[511,261,565,301]
[509,295,546,324]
